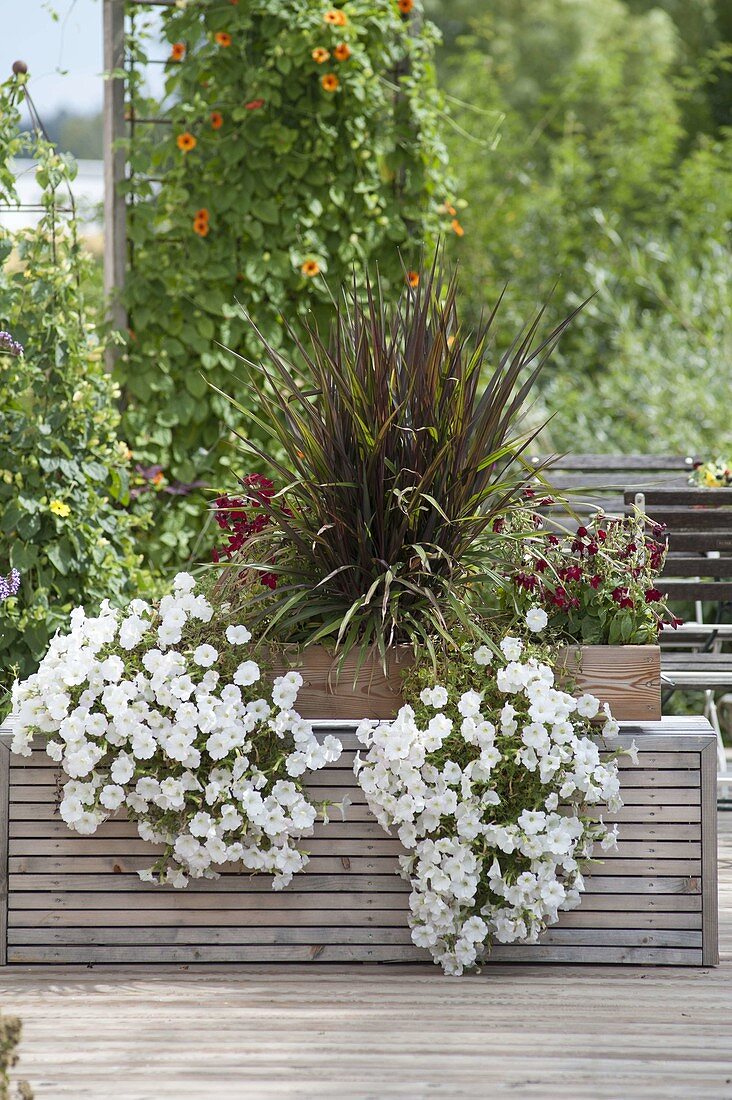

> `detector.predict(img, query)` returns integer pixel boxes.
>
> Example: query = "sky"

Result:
[3,0,161,117]
[4,0,104,115]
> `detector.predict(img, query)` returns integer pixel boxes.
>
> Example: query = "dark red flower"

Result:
[645,587,663,603]
[611,586,634,609]
[551,585,568,608]
[576,526,588,538]
[589,574,602,589]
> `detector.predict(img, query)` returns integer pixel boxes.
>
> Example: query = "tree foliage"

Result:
[430,0,732,453]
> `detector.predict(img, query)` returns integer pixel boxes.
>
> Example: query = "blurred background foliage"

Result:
[428,0,732,454]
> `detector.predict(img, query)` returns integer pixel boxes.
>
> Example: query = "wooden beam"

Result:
[103,0,127,366]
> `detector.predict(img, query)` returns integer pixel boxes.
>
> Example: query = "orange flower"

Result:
[210,111,224,130]
[245,98,265,110]
[397,0,414,12]
[321,73,339,92]
[215,31,232,47]
[451,218,465,237]
[151,470,165,486]
[312,47,330,64]
[445,202,457,216]
[406,270,419,288]
[177,132,197,152]
[193,208,209,236]
[324,9,348,26]
[334,42,351,61]
[301,259,321,277]
[170,42,185,62]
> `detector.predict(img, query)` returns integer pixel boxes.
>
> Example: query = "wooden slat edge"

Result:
[0,739,8,966]
[700,739,719,966]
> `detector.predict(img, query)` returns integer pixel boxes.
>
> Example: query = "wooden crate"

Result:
[0,718,718,966]
[556,645,662,722]
[271,644,662,722]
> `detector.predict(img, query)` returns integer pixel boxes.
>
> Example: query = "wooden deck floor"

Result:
[1,816,731,1100]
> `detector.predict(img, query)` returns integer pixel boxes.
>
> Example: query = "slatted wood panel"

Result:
[530,453,698,519]
[0,719,718,966]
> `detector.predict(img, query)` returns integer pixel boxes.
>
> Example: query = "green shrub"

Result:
[0,74,150,703]
[121,0,455,569]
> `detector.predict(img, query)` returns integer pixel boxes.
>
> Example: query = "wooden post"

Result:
[103,0,127,366]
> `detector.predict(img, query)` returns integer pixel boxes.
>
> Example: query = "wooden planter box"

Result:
[0,717,717,967]
[267,645,412,720]
[557,645,662,722]
[270,643,662,722]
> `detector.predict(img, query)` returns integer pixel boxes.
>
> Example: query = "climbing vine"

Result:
[121,0,456,568]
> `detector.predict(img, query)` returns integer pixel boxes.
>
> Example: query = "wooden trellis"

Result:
[103,0,173,351]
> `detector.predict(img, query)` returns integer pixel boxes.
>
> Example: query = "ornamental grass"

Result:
[214,260,585,663]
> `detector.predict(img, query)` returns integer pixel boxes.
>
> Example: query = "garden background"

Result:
[1,0,731,700]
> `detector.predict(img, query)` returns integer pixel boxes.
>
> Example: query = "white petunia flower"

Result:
[473,645,494,666]
[525,607,548,633]
[225,624,252,645]
[234,661,260,687]
[500,636,523,660]
[193,644,218,668]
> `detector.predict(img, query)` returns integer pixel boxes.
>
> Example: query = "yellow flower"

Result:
[312,47,330,64]
[50,500,71,518]
[301,259,321,277]
[324,9,348,27]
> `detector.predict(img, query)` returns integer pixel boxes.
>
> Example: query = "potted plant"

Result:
[211,262,583,717]
[492,507,678,719]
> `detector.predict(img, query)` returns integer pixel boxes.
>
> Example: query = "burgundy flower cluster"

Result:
[212,474,278,589]
[502,511,681,636]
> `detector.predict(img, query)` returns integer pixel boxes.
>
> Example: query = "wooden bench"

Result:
[0,720,718,967]
[530,453,699,519]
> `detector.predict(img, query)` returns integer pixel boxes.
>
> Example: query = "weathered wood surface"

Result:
[557,646,661,721]
[267,645,413,720]
[0,807,729,1100]
[0,719,718,967]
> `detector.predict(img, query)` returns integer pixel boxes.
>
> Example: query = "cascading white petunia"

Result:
[9,573,341,890]
[354,616,636,975]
